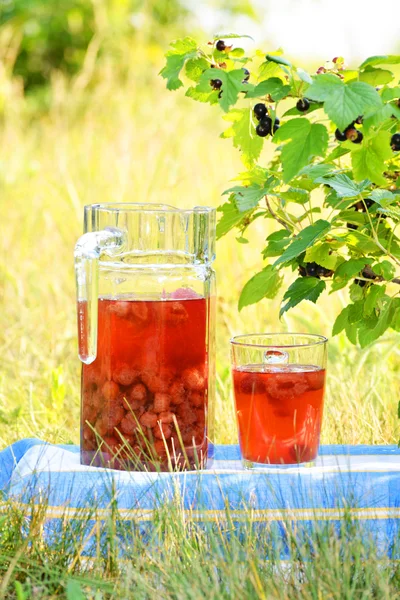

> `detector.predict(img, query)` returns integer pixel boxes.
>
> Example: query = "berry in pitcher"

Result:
[80,295,209,470]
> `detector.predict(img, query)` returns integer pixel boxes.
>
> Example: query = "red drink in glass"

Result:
[233,364,325,464]
[81,295,209,470]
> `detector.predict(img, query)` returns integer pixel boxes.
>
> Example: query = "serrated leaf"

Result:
[359,55,400,69]
[185,57,209,82]
[214,33,254,40]
[370,189,396,207]
[332,305,350,336]
[315,173,370,197]
[273,118,329,182]
[351,130,392,186]
[239,265,283,310]
[381,86,400,102]
[348,301,364,324]
[364,284,387,315]
[221,108,264,167]
[223,184,267,211]
[185,86,219,104]
[216,199,249,239]
[299,163,336,180]
[246,77,291,100]
[274,219,331,266]
[263,230,291,257]
[306,74,382,130]
[280,277,325,317]
[160,37,198,90]
[373,260,395,280]
[334,258,373,280]
[323,146,351,163]
[358,298,392,347]
[305,242,339,269]
[359,66,394,86]
[197,68,249,112]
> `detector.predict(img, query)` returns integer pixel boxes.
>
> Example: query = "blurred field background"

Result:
[0,0,399,450]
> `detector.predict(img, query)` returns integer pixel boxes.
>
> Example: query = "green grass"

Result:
[0,33,400,599]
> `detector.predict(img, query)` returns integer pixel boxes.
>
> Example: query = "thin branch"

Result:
[265,195,294,231]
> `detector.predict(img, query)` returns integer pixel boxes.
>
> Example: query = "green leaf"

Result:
[271,187,309,204]
[246,77,291,100]
[369,189,396,207]
[160,37,198,90]
[359,66,394,86]
[306,74,382,130]
[263,230,291,258]
[316,173,370,197]
[332,305,350,336]
[265,54,292,67]
[364,284,387,315]
[381,86,400,102]
[305,242,339,270]
[358,298,392,347]
[348,301,364,324]
[197,68,249,112]
[351,130,393,186]
[334,258,373,280]
[274,219,331,266]
[299,163,336,180]
[359,55,400,69]
[216,199,249,239]
[223,184,267,211]
[221,108,264,167]
[185,57,209,82]
[280,277,326,317]
[214,33,254,40]
[373,260,395,280]
[323,146,351,163]
[273,118,329,182]
[185,86,219,104]
[297,68,313,84]
[239,265,283,310]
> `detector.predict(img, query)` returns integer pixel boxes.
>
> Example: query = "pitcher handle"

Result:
[74,227,125,364]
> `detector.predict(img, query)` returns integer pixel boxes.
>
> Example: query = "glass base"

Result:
[242,457,317,470]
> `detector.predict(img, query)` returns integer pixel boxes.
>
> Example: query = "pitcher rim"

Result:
[85,203,216,214]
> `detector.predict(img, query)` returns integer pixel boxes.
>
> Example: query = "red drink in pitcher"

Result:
[233,364,325,464]
[81,293,209,470]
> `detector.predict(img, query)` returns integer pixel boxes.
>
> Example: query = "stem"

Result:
[265,195,298,231]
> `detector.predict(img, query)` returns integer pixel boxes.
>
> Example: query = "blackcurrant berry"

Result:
[345,128,359,142]
[316,66,326,74]
[364,198,374,209]
[391,133,400,151]
[254,103,267,120]
[273,118,280,133]
[274,118,280,126]
[256,117,272,137]
[242,68,250,82]
[352,131,363,144]
[210,79,222,90]
[354,278,367,288]
[296,98,310,112]
[216,40,226,52]
[335,129,347,142]
[347,223,358,230]
[355,115,363,124]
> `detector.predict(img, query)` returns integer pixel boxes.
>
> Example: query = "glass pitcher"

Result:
[74,203,216,471]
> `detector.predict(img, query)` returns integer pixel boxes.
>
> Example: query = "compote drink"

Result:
[233,364,325,464]
[81,293,209,470]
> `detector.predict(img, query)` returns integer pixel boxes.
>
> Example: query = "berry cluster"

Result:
[299,262,333,279]
[335,117,363,144]
[253,103,280,137]
[391,133,400,152]
[354,267,380,288]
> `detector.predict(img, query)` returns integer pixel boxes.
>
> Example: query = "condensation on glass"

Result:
[75,203,216,471]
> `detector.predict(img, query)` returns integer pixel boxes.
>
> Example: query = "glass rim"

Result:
[230,333,328,349]
[84,203,215,215]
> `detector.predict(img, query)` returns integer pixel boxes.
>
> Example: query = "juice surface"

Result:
[233,364,325,464]
[81,295,209,470]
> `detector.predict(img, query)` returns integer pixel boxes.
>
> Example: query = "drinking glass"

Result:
[230,333,327,467]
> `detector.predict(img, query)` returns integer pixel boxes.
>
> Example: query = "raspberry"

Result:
[265,374,309,401]
[94,416,108,438]
[158,411,175,424]
[113,364,138,387]
[182,368,205,392]
[105,404,125,430]
[216,40,225,52]
[166,302,188,326]
[296,98,310,112]
[82,403,97,424]
[142,368,174,394]
[239,374,265,395]
[153,439,168,457]
[306,370,325,390]
[128,383,148,405]
[153,392,171,413]
[102,435,118,449]
[120,412,139,435]
[101,380,120,402]
[181,427,195,445]
[153,422,172,440]
[177,402,197,425]
[140,412,158,428]
[189,392,204,408]
[170,287,201,300]
[254,103,267,120]
[170,380,186,405]
[83,425,95,443]
[195,408,205,426]
[110,301,131,318]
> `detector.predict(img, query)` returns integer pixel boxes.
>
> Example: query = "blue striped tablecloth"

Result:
[1,439,399,556]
